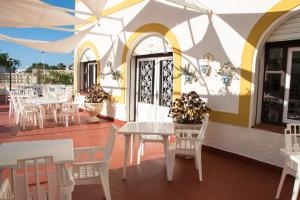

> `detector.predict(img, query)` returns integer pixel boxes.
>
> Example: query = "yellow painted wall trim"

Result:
[211,0,300,127]
[75,0,144,29]
[74,41,101,93]
[118,23,182,104]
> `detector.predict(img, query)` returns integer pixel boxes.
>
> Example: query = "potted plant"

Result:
[81,85,113,122]
[111,69,122,81]
[169,91,210,128]
[180,64,198,84]
[216,61,236,86]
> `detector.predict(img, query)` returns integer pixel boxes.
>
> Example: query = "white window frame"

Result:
[283,47,300,123]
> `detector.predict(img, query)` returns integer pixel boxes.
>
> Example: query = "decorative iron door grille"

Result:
[159,59,173,107]
[138,60,155,104]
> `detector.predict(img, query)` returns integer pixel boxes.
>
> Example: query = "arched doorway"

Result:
[75,41,100,92]
[130,34,174,122]
[252,8,300,125]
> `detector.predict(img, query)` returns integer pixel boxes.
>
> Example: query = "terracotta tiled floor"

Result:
[0,104,298,200]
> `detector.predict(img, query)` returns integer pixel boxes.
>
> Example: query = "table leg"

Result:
[123,134,131,179]
[292,166,300,200]
[162,135,171,181]
[129,134,135,164]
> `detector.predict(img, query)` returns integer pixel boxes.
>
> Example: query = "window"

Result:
[262,40,300,124]
[83,62,97,90]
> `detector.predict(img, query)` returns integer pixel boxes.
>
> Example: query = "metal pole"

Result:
[9,61,12,91]
[42,52,45,84]
[7,58,12,91]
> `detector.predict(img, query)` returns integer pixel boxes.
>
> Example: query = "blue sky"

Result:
[0,0,75,71]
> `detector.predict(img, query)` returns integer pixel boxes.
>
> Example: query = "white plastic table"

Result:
[31,97,68,106]
[0,139,74,169]
[30,97,68,127]
[118,122,174,181]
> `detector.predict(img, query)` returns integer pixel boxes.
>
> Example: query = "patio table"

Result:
[30,97,68,105]
[30,97,68,127]
[118,122,174,181]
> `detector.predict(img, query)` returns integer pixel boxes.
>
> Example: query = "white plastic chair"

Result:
[169,114,209,181]
[0,179,14,200]
[137,135,163,164]
[57,103,81,127]
[74,93,85,110]
[12,156,74,200]
[276,124,300,200]
[17,97,41,130]
[72,125,117,200]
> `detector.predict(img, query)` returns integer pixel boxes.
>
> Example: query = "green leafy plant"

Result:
[111,69,122,80]
[41,70,73,85]
[81,85,113,103]
[216,61,236,79]
[179,64,198,83]
[169,91,210,124]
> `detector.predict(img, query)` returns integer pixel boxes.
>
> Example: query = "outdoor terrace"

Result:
[0,104,297,200]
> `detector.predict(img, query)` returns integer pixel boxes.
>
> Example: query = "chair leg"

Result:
[8,101,12,118]
[77,111,81,124]
[137,139,143,165]
[65,113,69,127]
[99,165,111,200]
[275,165,288,199]
[141,143,144,156]
[195,151,202,181]
[169,151,175,181]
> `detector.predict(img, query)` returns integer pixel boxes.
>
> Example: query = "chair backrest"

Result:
[74,93,85,109]
[285,124,300,152]
[103,124,117,161]
[13,156,60,200]
[174,114,209,151]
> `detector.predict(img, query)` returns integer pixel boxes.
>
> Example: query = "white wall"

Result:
[205,122,285,167]
[75,0,293,166]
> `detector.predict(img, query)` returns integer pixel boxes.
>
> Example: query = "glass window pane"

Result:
[287,51,300,120]
[266,48,283,71]
[262,72,283,123]
[264,74,282,98]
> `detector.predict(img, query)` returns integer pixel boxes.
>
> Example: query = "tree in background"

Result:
[25,62,67,73]
[0,52,21,90]
[0,52,20,72]
[41,70,73,85]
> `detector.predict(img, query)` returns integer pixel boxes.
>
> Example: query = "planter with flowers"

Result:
[81,85,113,122]
[216,61,236,86]
[169,91,210,129]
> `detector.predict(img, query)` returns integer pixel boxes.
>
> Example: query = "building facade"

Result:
[74,0,300,167]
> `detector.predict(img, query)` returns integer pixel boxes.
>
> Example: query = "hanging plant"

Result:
[111,69,122,81]
[180,64,198,84]
[216,61,237,86]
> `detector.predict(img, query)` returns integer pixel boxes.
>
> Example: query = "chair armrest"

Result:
[74,146,106,153]
[73,146,109,164]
